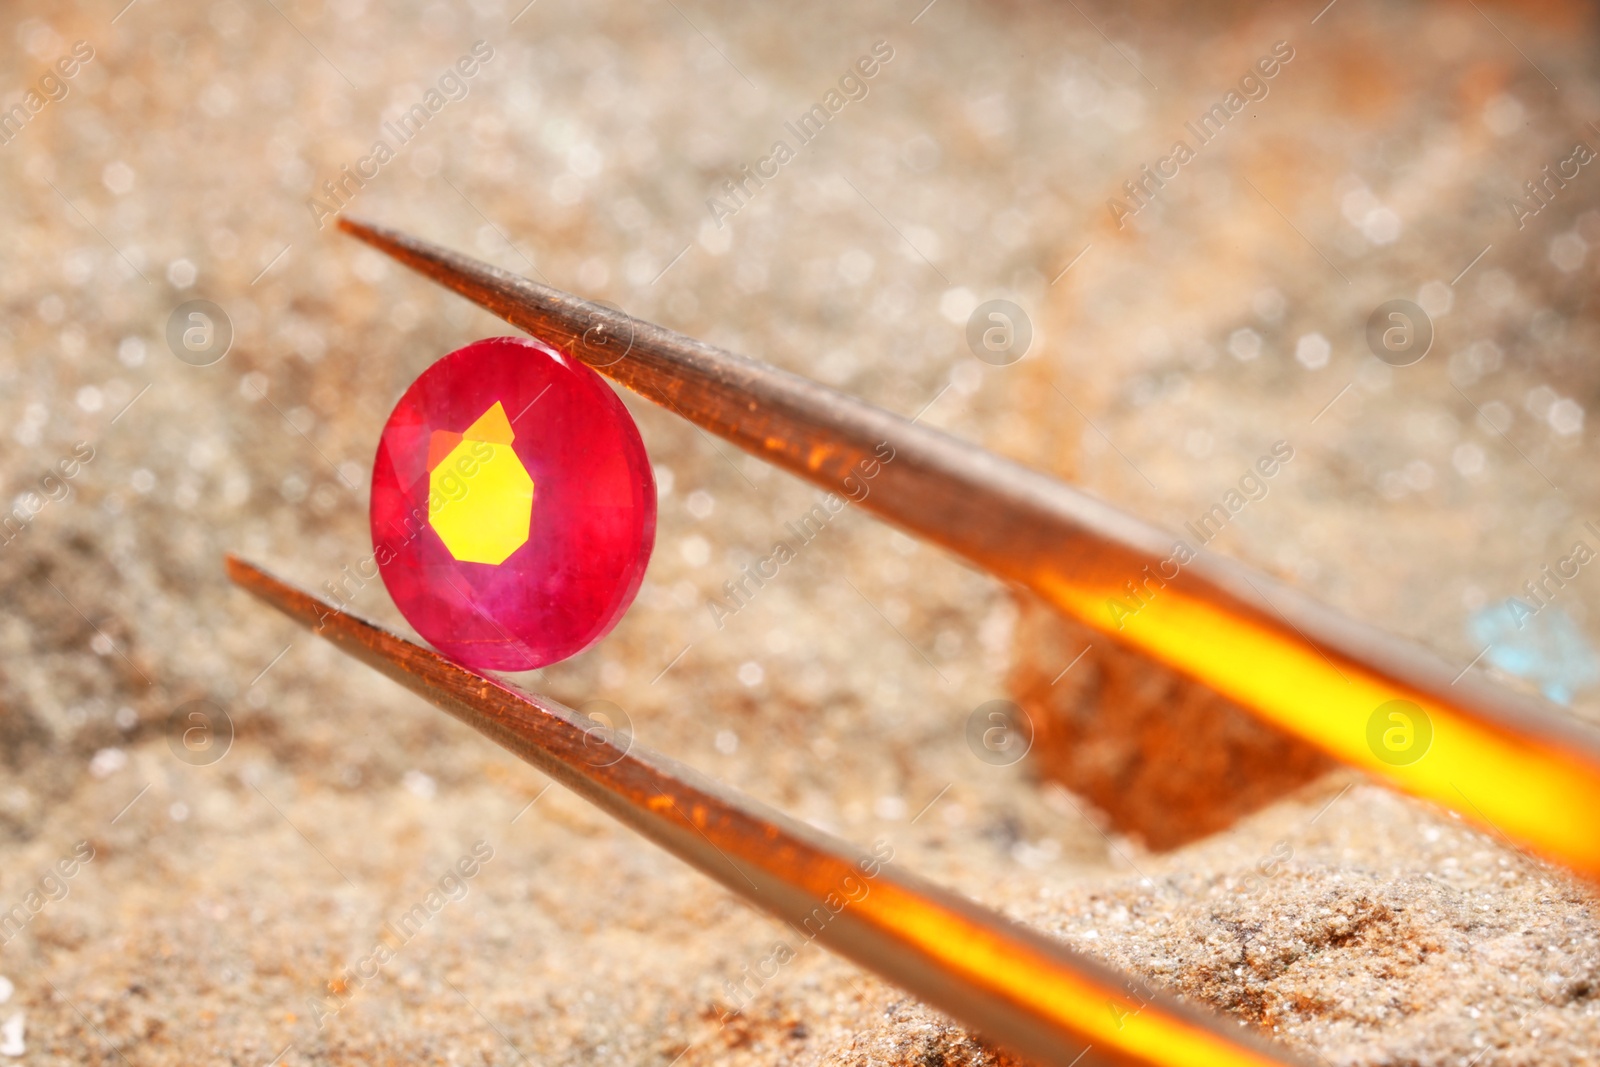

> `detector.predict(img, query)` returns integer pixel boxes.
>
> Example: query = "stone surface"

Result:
[370,336,656,670]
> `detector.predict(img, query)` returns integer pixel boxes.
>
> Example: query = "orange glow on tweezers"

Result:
[226,555,1306,1067]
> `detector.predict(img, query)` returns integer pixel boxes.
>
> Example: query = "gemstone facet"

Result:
[370,336,655,670]
[428,401,534,566]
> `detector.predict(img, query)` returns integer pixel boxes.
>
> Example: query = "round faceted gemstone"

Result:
[370,336,655,670]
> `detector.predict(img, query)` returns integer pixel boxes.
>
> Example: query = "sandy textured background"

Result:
[3,0,1600,1064]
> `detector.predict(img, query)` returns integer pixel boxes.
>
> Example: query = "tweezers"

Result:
[225,214,1600,1065]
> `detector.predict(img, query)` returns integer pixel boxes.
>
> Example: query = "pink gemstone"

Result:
[370,336,656,670]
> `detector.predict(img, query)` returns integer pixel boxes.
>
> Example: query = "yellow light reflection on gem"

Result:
[429,402,534,566]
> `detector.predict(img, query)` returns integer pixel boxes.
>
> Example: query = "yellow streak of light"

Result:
[861,883,1293,1067]
[1040,574,1600,881]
